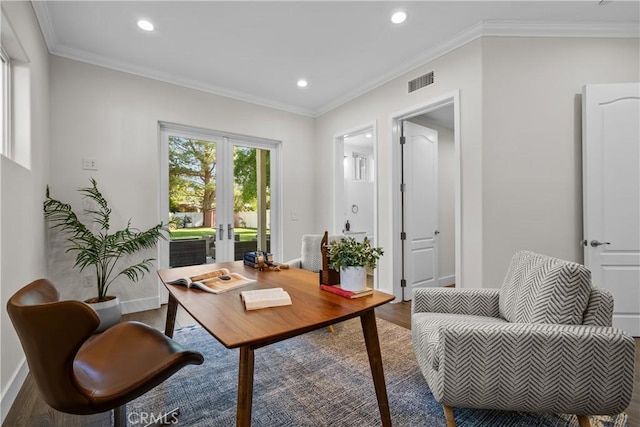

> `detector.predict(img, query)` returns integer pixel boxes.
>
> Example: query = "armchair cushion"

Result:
[412,312,507,371]
[499,251,592,325]
[412,288,501,318]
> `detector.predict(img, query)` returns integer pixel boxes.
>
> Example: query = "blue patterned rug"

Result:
[129,318,627,426]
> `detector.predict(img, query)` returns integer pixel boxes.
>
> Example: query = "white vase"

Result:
[340,266,366,291]
[86,296,121,332]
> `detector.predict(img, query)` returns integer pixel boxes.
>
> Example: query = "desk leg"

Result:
[361,309,392,427]
[164,293,178,338]
[237,346,255,427]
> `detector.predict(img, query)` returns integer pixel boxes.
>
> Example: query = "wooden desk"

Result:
[158,261,395,426]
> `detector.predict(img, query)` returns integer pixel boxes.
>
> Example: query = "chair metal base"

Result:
[114,405,126,427]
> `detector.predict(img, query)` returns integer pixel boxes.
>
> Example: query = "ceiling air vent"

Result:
[408,71,434,93]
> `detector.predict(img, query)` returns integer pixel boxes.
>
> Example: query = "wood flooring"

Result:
[3,301,639,427]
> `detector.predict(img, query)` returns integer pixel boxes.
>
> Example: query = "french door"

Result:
[160,124,280,271]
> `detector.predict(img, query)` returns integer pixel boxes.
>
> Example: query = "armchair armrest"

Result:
[435,322,635,415]
[412,288,501,318]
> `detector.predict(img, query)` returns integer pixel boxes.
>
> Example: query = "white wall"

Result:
[49,56,316,309]
[315,40,484,295]
[0,1,50,419]
[437,127,455,285]
[481,36,640,288]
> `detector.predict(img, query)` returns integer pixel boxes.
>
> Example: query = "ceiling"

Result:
[32,1,639,117]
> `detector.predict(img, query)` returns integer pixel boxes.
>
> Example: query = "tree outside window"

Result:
[168,137,270,232]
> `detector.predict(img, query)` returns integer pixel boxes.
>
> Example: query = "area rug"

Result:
[129,318,628,427]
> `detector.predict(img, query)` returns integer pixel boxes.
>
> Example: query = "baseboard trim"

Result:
[1,357,28,424]
[120,295,160,315]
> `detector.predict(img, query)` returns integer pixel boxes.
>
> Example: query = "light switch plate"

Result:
[82,158,98,170]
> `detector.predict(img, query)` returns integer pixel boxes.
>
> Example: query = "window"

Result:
[352,152,369,181]
[1,8,30,168]
[0,46,9,157]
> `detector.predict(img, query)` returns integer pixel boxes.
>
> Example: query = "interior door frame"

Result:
[158,121,282,301]
[333,121,378,289]
[390,90,461,301]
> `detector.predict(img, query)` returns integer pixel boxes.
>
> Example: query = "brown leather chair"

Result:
[7,279,204,426]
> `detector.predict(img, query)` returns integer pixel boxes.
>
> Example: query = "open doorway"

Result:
[334,123,378,289]
[391,91,460,301]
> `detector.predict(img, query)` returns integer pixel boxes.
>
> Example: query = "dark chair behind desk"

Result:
[7,279,204,426]
[169,238,207,267]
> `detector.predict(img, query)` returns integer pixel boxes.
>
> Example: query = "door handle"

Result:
[219,224,224,240]
[228,224,233,240]
[590,240,611,247]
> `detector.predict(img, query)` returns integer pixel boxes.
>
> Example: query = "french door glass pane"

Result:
[232,145,271,261]
[168,136,217,266]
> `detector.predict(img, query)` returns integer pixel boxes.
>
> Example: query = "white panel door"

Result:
[583,83,640,336]
[403,121,439,291]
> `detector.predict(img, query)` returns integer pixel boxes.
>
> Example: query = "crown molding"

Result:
[49,43,316,117]
[315,21,485,117]
[315,20,639,116]
[31,1,57,50]
[482,20,640,38]
[31,0,639,118]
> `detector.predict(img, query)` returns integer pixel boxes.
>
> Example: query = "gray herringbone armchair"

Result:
[412,250,635,427]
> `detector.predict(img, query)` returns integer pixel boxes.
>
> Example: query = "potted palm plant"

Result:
[328,237,383,291]
[44,178,165,331]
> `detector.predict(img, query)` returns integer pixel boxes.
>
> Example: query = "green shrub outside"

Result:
[170,227,266,242]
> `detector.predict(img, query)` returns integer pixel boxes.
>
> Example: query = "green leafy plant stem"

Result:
[44,178,166,302]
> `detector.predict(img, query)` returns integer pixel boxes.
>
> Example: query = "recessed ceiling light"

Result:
[391,11,407,24]
[365,133,372,138]
[137,20,155,32]
[297,79,308,88]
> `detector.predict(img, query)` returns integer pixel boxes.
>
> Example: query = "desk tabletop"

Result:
[158,261,395,349]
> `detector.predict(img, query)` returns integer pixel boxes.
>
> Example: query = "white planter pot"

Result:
[86,296,121,332]
[340,266,366,291]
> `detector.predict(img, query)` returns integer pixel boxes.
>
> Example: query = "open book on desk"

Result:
[240,288,292,310]
[168,268,255,294]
